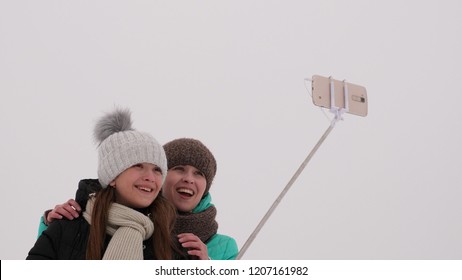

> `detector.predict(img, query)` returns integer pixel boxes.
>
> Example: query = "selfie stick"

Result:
[236,77,349,259]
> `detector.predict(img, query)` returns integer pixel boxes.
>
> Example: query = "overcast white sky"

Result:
[1,0,461,260]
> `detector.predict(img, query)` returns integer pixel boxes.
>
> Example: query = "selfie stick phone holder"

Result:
[237,77,350,259]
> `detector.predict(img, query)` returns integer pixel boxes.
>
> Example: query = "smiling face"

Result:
[162,165,207,212]
[110,162,163,209]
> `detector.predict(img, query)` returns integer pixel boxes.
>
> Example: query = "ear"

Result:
[109,180,116,188]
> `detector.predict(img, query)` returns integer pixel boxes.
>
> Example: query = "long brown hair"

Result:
[85,187,177,259]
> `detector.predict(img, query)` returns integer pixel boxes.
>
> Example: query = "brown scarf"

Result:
[174,205,218,243]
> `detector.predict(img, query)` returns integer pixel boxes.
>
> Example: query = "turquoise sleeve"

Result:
[37,215,48,239]
[206,234,239,260]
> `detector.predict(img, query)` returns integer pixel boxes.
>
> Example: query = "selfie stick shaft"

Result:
[236,116,341,259]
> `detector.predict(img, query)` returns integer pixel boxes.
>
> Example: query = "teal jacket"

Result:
[37,193,238,260]
[192,193,238,260]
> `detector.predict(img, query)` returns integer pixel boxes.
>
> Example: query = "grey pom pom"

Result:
[94,108,133,144]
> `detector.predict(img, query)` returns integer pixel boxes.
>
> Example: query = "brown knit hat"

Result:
[163,138,217,197]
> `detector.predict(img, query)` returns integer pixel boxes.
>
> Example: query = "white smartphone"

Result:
[311,75,368,117]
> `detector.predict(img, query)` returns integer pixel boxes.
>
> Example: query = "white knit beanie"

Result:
[94,108,167,187]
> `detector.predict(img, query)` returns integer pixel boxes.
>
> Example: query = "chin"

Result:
[176,205,193,212]
[135,199,156,209]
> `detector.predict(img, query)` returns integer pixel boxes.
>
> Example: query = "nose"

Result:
[182,171,194,184]
[142,169,157,183]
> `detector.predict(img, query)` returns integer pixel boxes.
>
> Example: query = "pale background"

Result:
[1,0,461,260]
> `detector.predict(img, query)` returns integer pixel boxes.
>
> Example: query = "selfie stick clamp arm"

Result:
[236,77,350,259]
[329,76,349,126]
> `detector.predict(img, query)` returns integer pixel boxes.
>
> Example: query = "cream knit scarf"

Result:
[83,197,154,259]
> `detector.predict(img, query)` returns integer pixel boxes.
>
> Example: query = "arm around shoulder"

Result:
[36,210,51,239]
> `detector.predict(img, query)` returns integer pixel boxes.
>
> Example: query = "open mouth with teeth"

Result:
[136,186,154,192]
[177,188,194,197]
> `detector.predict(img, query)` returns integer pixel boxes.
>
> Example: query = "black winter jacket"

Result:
[28,179,191,260]
[27,217,157,259]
